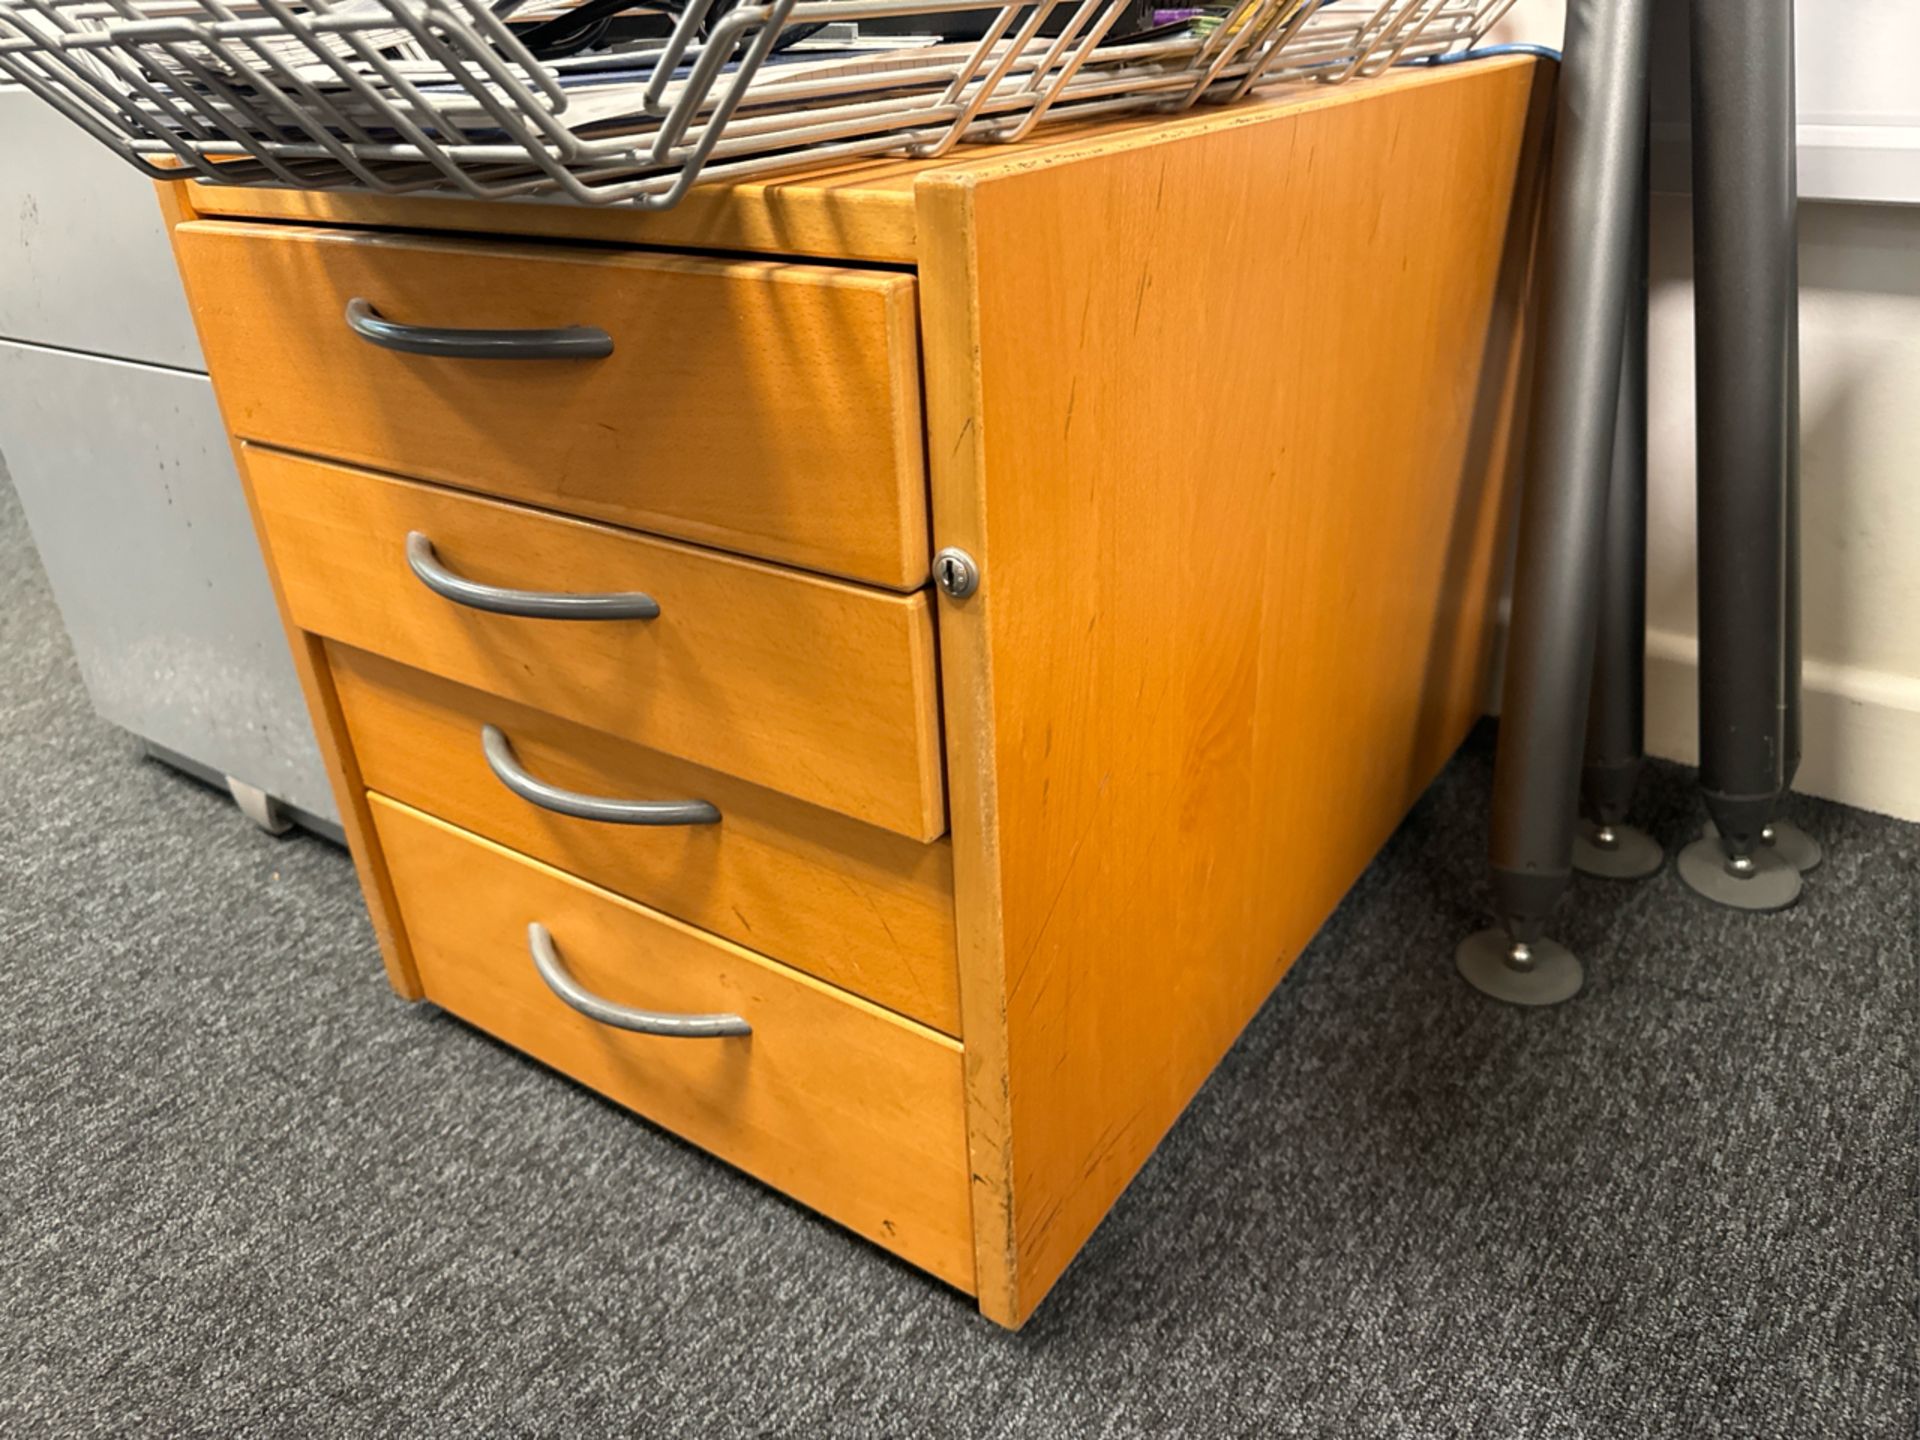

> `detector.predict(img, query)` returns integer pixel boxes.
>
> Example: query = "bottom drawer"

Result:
[370,796,976,1290]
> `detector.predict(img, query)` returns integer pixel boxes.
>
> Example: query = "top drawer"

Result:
[172,221,930,590]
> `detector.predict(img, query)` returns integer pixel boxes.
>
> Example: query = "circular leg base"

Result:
[1701,818,1824,874]
[1766,822,1825,873]
[1677,837,1802,912]
[1455,930,1584,1007]
[1572,819,1664,880]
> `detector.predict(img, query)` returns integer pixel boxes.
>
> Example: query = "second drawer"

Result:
[331,643,961,1034]
[248,446,947,840]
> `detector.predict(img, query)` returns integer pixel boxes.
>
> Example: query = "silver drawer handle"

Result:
[483,726,720,827]
[406,533,660,620]
[345,298,613,360]
[527,923,750,1038]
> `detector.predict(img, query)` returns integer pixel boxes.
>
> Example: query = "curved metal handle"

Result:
[345,298,613,360]
[406,533,660,620]
[483,726,719,827]
[527,923,750,1038]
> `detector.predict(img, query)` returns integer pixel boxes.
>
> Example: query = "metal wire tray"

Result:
[0,0,1518,208]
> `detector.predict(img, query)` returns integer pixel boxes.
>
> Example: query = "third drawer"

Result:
[330,643,961,1035]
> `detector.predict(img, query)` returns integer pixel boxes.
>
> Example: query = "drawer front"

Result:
[331,643,961,1034]
[250,447,946,840]
[371,797,975,1291]
[174,220,930,590]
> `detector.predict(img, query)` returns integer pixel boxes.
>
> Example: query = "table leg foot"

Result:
[1572,818,1663,880]
[1456,929,1585,1007]
[1676,835,1802,911]
[1701,817,1823,874]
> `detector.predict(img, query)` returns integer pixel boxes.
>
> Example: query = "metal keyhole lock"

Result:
[934,547,980,600]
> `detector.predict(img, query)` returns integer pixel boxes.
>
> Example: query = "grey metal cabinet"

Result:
[0,86,338,837]
[0,91,203,368]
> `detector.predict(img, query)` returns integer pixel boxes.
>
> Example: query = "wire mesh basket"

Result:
[0,0,1519,208]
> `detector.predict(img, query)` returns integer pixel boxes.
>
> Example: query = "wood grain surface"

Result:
[920,57,1551,1325]
[247,448,948,840]
[373,797,976,1290]
[332,643,961,1032]
[175,221,930,588]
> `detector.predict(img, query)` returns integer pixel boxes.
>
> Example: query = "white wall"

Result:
[1644,200,1920,821]
[1502,0,1920,206]
[1492,1,1920,820]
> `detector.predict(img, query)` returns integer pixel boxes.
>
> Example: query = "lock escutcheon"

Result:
[933,547,980,599]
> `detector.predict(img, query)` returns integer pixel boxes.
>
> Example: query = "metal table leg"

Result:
[1574,140,1663,883]
[1765,186,1824,874]
[1676,0,1803,912]
[1703,232,1821,874]
[1458,0,1656,1006]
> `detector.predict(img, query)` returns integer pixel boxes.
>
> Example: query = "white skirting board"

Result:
[1481,617,1920,825]
[1643,631,1920,825]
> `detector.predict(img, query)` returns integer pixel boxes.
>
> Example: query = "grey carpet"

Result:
[2,465,1915,1440]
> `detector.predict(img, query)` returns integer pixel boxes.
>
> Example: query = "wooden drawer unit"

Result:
[246,446,946,841]
[370,797,975,1289]
[165,62,1550,1326]
[330,644,961,1033]
[172,220,930,589]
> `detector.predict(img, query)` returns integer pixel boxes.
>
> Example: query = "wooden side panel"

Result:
[173,221,930,589]
[244,448,948,841]
[154,182,424,1000]
[329,643,961,1033]
[920,59,1551,1325]
[371,797,976,1291]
